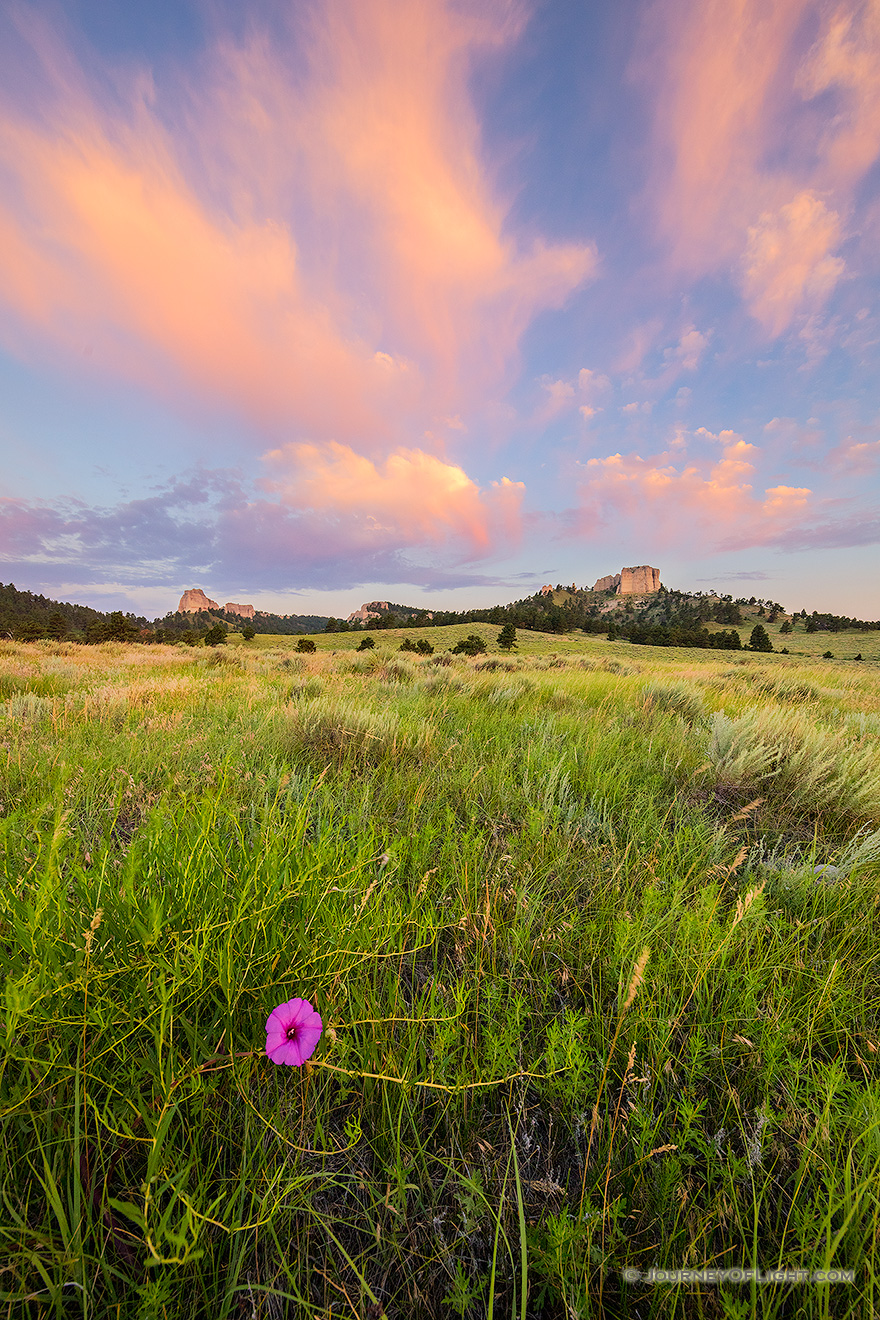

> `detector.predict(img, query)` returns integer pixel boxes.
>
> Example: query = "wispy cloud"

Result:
[0,1,595,447]
[636,0,880,338]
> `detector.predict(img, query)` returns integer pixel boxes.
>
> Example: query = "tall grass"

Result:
[1,638,878,1317]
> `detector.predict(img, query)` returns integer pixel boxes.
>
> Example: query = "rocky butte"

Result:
[178,588,219,613]
[177,589,255,618]
[591,566,660,595]
[347,600,391,624]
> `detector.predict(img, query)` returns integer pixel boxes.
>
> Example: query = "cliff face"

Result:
[592,573,621,592]
[177,590,255,617]
[178,588,219,613]
[589,566,660,595]
[347,601,391,623]
[618,565,660,594]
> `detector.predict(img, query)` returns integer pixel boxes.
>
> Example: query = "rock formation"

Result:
[177,589,256,617]
[618,565,660,594]
[347,601,391,623]
[178,588,219,613]
[592,573,621,593]
[540,584,554,596]
[590,566,660,594]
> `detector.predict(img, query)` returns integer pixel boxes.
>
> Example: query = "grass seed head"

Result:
[622,947,650,1013]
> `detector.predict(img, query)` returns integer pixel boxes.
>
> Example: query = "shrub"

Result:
[451,633,487,656]
[705,705,880,822]
[357,636,376,651]
[641,680,707,725]
[282,697,428,766]
[296,638,317,653]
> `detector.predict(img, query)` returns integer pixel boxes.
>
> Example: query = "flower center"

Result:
[286,1025,299,1041]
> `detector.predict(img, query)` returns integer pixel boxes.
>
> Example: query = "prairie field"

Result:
[1,634,879,1318]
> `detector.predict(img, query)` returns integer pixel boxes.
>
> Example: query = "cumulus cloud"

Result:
[261,441,524,555]
[536,377,576,422]
[573,427,816,549]
[578,368,611,399]
[664,326,710,371]
[0,445,525,593]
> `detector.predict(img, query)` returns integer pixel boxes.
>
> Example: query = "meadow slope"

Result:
[1,635,879,1318]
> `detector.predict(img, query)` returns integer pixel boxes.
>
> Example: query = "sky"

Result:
[1,0,880,620]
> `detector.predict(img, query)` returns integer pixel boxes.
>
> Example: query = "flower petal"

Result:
[267,1038,304,1065]
[265,998,322,1065]
[295,1018,323,1062]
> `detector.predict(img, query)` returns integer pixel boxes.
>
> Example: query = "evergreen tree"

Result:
[497,623,517,651]
[203,623,227,647]
[749,624,772,652]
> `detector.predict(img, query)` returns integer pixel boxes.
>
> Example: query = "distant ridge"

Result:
[2,578,879,646]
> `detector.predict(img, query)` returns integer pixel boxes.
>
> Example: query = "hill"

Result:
[0,581,147,642]
[2,578,879,653]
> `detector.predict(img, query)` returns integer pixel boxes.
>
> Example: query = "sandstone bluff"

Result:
[540,567,661,596]
[177,589,255,618]
[592,566,661,595]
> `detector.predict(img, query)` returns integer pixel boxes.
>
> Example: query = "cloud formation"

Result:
[575,428,816,549]
[637,0,880,336]
[0,1,595,445]
[262,441,524,555]
[0,443,525,594]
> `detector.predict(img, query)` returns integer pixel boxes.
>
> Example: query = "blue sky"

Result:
[1,0,879,618]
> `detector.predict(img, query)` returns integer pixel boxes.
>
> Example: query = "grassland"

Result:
[1,633,879,1318]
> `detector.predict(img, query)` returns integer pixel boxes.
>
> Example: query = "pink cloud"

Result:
[262,441,524,557]
[827,433,880,473]
[575,427,814,548]
[0,2,595,446]
[636,0,880,337]
[743,191,845,337]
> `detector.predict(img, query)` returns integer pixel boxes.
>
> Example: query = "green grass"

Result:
[1,637,879,1317]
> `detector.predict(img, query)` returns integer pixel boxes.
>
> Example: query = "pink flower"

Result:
[265,997,323,1066]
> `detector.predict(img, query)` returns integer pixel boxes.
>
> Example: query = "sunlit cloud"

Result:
[0,444,526,593]
[637,0,880,337]
[743,192,844,338]
[573,427,816,548]
[0,0,595,451]
[262,441,524,555]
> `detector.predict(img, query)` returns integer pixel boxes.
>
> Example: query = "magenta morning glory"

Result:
[265,997,323,1067]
